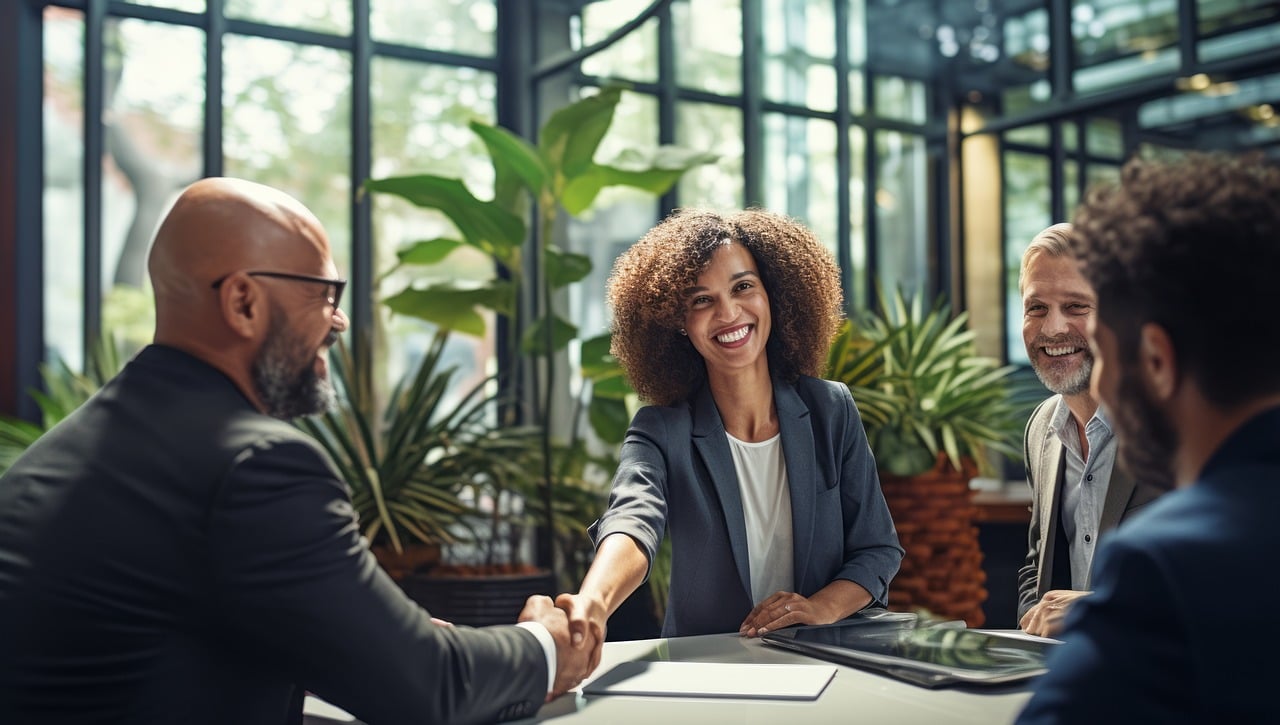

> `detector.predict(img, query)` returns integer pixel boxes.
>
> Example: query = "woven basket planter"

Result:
[879,455,986,626]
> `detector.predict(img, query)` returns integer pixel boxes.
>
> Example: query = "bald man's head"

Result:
[148,177,330,300]
[146,177,347,418]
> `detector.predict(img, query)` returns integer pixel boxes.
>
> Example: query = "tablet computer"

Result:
[760,616,1056,688]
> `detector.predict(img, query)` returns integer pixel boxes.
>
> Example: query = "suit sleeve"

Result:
[206,438,548,725]
[834,386,905,607]
[1017,403,1047,620]
[1016,535,1191,724]
[588,407,671,579]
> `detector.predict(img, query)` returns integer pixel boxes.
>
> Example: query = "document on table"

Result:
[581,660,837,701]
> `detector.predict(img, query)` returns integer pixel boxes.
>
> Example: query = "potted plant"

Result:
[363,84,715,594]
[826,287,1041,626]
[299,331,549,624]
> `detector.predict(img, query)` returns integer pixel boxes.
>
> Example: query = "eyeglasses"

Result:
[211,270,347,308]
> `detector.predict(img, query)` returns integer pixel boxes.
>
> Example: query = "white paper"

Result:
[582,660,837,701]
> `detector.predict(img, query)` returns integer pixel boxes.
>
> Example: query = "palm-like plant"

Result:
[828,288,1042,477]
[299,331,542,564]
[0,337,124,474]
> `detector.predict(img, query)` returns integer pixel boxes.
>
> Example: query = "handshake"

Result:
[517,592,609,700]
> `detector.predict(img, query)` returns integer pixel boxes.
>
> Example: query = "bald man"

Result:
[0,178,590,724]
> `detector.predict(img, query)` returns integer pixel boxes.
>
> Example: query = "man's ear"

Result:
[1138,322,1178,401]
[216,272,267,340]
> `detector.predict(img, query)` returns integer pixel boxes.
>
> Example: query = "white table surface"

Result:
[528,631,1034,724]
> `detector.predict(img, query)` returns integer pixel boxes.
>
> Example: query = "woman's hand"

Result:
[555,592,608,675]
[739,580,873,637]
[738,591,832,637]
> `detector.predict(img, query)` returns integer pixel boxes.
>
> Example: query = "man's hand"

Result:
[519,595,596,700]
[554,592,608,676]
[1020,589,1092,637]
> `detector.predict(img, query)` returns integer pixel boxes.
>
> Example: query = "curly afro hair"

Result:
[606,208,844,406]
[1071,152,1280,409]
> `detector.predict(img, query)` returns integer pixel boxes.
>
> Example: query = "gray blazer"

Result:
[1016,395,1164,619]
[591,375,904,637]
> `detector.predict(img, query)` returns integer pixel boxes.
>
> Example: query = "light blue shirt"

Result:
[1050,399,1117,590]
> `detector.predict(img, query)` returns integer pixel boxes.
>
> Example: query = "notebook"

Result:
[581,660,837,700]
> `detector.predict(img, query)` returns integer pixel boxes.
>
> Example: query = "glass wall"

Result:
[30,0,958,408]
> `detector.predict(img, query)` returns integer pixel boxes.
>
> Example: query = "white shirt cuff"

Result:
[515,620,556,694]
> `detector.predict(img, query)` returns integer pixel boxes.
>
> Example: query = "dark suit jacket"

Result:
[0,345,546,725]
[592,376,904,637]
[1016,395,1163,619]
[1018,406,1280,723]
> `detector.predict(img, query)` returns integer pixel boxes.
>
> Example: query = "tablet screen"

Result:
[762,618,1056,686]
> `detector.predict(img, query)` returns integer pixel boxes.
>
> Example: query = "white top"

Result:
[1050,399,1117,590]
[726,432,794,605]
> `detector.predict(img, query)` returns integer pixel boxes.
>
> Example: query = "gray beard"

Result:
[252,325,335,420]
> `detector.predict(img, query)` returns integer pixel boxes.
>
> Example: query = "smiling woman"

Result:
[554,208,903,659]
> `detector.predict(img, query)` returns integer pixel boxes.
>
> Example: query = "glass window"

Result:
[225,0,353,35]
[673,0,742,96]
[101,19,203,356]
[763,114,837,257]
[1086,117,1124,158]
[873,75,926,124]
[1003,151,1051,365]
[580,0,658,83]
[762,0,836,112]
[1001,6,1051,107]
[124,0,205,11]
[1072,0,1180,93]
[848,125,868,309]
[372,0,497,56]
[846,0,866,115]
[43,8,86,371]
[223,37,352,278]
[1063,120,1079,152]
[1005,123,1049,148]
[874,130,929,296]
[371,59,497,389]
[1198,0,1280,36]
[1064,158,1080,220]
[677,102,744,208]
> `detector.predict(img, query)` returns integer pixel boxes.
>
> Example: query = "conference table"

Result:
[305,630,1036,724]
[529,630,1034,723]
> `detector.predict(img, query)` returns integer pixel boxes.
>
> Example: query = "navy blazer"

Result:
[592,375,903,637]
[0,345,547,725]
[1018,406,1280,723]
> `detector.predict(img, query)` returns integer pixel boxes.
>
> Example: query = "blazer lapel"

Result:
[690,385,752,598]
[774,380,818,591]
[1039,420,1065,597]
[1097,460,1134,535]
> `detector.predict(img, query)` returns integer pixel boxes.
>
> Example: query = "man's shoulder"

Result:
[1028,394,1062,428]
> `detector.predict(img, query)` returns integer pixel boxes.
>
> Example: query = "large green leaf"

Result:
[544,245,592,289]
[560,164,682,216]
[540,85,624,181]
[520,314,578,356]
[364,175,525,266]
[394,238,467,267]
[470,121,549,210]
[383,282,516,337]
[588,394,631,445]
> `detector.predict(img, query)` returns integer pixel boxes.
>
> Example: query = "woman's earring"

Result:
[679,328,687,336]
